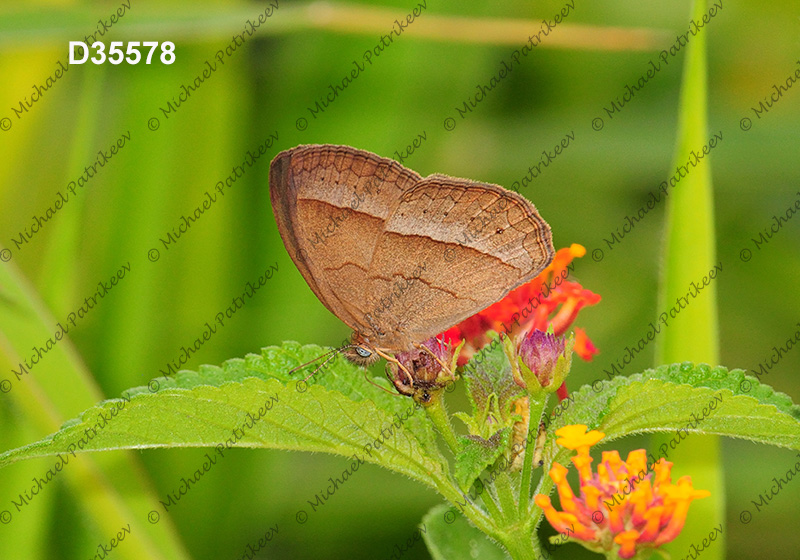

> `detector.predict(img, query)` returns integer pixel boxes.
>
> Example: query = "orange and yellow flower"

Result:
[534,425,710,559]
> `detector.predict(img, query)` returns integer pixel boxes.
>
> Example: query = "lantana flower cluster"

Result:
[535,425,710,559]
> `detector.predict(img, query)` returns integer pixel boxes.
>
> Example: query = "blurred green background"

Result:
[1,1,799,558]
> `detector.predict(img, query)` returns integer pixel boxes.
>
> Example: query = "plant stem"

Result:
[425,392,461,455]
[479,484,506,526]
[501,530,539,560]
[494,472,519,522]
[519,393,548,516]
[430,476,495,532]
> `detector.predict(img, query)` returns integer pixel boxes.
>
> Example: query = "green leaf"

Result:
[455,429,511,490]
[540,363,800,469]
[248,341,448,465]
[422,504,510,560]
[0,343,450,487]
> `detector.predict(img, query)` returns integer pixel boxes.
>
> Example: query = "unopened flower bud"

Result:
[513,329,573,393]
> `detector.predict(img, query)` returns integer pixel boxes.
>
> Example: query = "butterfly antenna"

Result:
[303,346,358,382]
[289,345,352,377]
[288,349,335,375]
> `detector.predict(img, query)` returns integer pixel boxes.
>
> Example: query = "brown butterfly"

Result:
[270,144,554,400]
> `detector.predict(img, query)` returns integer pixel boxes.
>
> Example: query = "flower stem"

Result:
[425,391,461,455]
[478,484,505,525]
[501,530,539,560]
[494,472,519,523]
[519,392,548,516]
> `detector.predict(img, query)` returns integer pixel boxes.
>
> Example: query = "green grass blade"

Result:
[0,258,191,560]
[654,0,723,557]
[36,68,104,317]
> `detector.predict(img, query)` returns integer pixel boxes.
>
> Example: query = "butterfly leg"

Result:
[415,342,453,376]
[374,348,415,387]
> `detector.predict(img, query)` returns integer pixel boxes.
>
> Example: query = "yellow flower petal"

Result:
[555,424,605,452]
[655,477,711,545]
[625,449,648,476]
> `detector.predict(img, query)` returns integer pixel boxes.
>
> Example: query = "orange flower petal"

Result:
[638,506,664,542]
[574,327,599,361]
[582,484,602,513]
[534,495,581,536]
[600,451,624,482]
[653,458,673,487]
[629,479,653,525]
[655,477,711,545]
[607,500,627,534]
[614,530,641,559]
[536,443,709,560]
[571,453,594,485]
[549,463,580,513]
[625,450,648,476]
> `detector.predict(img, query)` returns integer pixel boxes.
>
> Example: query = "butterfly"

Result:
[270,144,554,401]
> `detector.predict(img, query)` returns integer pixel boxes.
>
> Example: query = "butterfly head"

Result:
[343,331,381,367]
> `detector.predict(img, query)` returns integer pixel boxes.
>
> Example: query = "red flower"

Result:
[440,244,600,366]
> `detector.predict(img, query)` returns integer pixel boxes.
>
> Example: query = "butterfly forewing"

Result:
[269,145,420,335]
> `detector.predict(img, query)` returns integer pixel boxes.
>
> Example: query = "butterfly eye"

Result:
[355,347,372,358]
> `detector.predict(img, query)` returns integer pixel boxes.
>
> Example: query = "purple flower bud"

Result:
[517,330,566,388]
